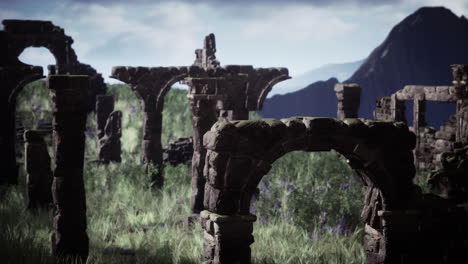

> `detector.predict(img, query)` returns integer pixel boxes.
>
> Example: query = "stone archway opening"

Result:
[13,47,55,183]
[18,47,57,72]
[200,117,419,263]
[162,82,192,146]
[249,149,365,262]
[104,79,143,163]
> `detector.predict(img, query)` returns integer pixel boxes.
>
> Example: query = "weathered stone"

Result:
[96,95,114,141]
[0,19,105,186]
[200,210,255,264]
[98,110,122,163]
[200,117,426,264]
[163,137,194,166]
[335,83,361,119]
[111,66,189,188]
[48,75,89,262]
[23,130,53,209]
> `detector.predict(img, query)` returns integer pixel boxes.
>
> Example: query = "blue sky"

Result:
[1,0,467,94]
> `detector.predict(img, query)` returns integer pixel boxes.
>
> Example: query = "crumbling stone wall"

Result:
[49,75,89,262]
[24,130,52,209]
[163,137,193,166]
[201,117,468,263]
[373,95,406,122]
[373,65,468,170]
[0,19,105,185]
[201,117,420,264]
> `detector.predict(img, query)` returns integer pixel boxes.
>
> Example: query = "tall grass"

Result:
[3,81,437,263]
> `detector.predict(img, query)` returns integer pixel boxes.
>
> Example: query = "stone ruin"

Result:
[96,95,122,163]
[111,66,190,188]
[373,65,468,170]
[99,110,122,163]
[23,130,52,209]
[49,75,89,262]
[335,83,361,119]
[0,19,106,186]
[184,34,290,214]
[163,137,193,166]
[200,117,468,264]
[111,33,290,205]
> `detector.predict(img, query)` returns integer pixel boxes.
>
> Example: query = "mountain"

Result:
[260,7,468,127]
[260,78,339,118]
[270,60,363,96]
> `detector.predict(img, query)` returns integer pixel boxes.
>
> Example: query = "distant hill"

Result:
[261,7,468,127]
[260,78,339,118]
[270,60,363,96]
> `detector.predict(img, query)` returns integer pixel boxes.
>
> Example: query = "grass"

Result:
[1,81,432,263]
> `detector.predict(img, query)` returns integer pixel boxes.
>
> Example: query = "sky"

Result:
[1,0,468,94]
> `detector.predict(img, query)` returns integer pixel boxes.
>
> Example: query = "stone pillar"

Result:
[184,77,222,214]
[413,93,426,164]
[189,96,219,213]
[0,66,43,185]
[48,75,89,262]
[141,96,165,188]
[0,102,18,185]
[24,130,53,209]
[334,83,361,119]
[390,94,406,122]
[456,100,468,143]
[96,95,114,144]
[201,211,256,264]
[98,110,122,163]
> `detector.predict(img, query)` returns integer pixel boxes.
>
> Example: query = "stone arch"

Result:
[244,68,290,110]
[2,20,78,67]
[8,68,44,104]
[111,66,189,187]
[255,68,290,110]
[201,117,418,263]
[0,19,106,185]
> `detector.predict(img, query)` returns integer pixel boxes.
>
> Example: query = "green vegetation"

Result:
[1,80,427,263]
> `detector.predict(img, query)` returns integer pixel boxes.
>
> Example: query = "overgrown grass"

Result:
[3,80,432,263]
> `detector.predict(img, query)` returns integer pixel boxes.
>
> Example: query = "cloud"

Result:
[67,0,402,7]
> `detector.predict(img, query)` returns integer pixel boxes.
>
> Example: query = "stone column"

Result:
[201,211,256,264]
[0,102,18,185]
[141,96,165,188]
[190,97,218,213]
[413,93,426,165]
[334,83,361,119]
[186,78,221,214]
[456,100,468,143]
[48,75,89,262]
[390,94,406,122]
[96,95,114,144]
[98,110,122,163]
[24,130,53,209]
[0,66,43,185]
